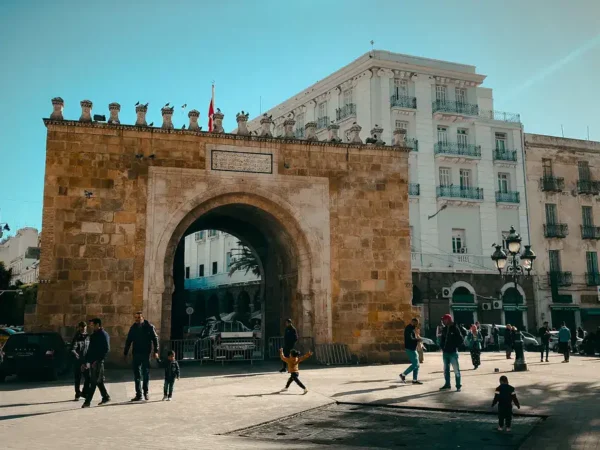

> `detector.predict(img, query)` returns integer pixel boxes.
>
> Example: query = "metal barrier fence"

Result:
[267,337,315,359]
[314,343,353,365]
[167,338,212,363]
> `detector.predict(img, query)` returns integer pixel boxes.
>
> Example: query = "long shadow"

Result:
[0,411,56,421]
[343,379,391,385]
[0,400,74,409]
[331,385,402,398]
[235,391,283,398]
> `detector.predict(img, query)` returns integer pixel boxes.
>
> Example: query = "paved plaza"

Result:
[1,351,599,449]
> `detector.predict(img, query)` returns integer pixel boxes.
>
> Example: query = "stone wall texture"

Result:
[29,120,413,363]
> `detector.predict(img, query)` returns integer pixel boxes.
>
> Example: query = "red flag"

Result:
[208,84,215,131]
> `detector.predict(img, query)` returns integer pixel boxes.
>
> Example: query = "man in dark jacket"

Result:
[70,321,90,400]
[440,314,464,392]
[538,322,551,362]
[505,325,514,359]
[399,318,422,384]
[279,318,298,373]
[124,311,159,401]
[82,318,111,408]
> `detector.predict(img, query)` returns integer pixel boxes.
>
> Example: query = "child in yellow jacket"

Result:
[279,348,313,394]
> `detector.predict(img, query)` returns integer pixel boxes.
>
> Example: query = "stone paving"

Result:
[1,351,599,449]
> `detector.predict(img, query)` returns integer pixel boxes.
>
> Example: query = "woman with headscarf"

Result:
[467,324,483,369]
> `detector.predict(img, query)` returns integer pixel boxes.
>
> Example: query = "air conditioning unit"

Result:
[441,287,451,298]
[459,247,468,254]
[481,302,492,311]
[493,300,503,310]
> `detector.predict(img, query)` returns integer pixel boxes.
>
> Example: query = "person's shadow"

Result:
[235,391,283,398]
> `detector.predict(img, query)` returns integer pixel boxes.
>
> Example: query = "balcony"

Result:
[294,127,304,138]
[409,183,420,196]
[540,176,565,192]
[544,223,568,238]
[432,100,479,120]
[547,271,573,287]
[411,252,496,271]
[436,185,484,201]
[581,225,600,240]
[317,116,329,130]
[434,142,481,161]
[479,110,521,124]
[406,138,419,152]
[577,179,600,195]
[586,272,600,286]
[493,149,518,163]
[391,95,417,110]
[336,104,356,122]
[495,191,520,203]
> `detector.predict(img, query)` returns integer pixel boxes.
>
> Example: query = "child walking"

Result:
[279,348,312,394]
[163,350,180,401]
[492,375,520,432]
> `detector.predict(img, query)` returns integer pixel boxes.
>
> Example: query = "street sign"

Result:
[186,307,194,315]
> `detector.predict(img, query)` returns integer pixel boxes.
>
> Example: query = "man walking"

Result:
[70,321,90,401]
[505,325,514,359]
[558,322,571,363]
[124,311,159,401]
[399,318,422,385]
[492,324,500,352]
[279,318,298,373]
[439,314,464,392]
[538,321,551,362]
[82,318,110,408]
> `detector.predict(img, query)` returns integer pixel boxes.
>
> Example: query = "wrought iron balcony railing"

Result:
[434,142,481,158]
[547,271,573,287]
[493,149,518,162]
[581,225,600,240]
[436,185,484,200]
[391,95,417,109]
[577,179,600,195]
[540,176,565,192]
[544,223,568,238]
[586,272,600,286]
[409,183,420,196]
[479,110,521,123]
[336,104,356,121]
[432,100,479,116]
[495,191,520,203]
[294,127,305,138]
[317,117,329,130]
[406,138,419,152]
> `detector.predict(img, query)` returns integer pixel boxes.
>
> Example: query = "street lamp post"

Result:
[490,226,536,372]
[0,223,10,240]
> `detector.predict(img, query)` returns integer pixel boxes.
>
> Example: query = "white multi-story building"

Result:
[0,227,40,285]
[244,50,533,330]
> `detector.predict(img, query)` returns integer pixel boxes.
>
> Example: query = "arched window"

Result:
[452,286,474,303]
[503,287,523,304]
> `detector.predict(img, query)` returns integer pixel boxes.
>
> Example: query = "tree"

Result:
[228,242,260,277]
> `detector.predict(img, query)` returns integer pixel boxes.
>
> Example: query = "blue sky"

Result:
[1,0,599,234]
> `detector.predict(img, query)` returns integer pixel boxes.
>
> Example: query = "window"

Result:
[345,130,351,142]
[208,230,218,237]
[586,251,598,274]
[318,101,327,119]
[495,133,507,151]
[435,85,447,102]
[542,158,553,177]
[497,173,510,193]
[545,204,558,224]
[437,126,448,144]
[199,264,204,277]
[583,206,594,226]
[194,231,205,241]
[457,129,468,147]
[226,252,232,269]
[501,230,510,250]
[455,87,467,104]
[578,161,590,180]
[296,113,304,129]
[459,169,471,189]
[394,79,408,97]
[409,226,414,252]
[452,229,466,253]
[343,89,353,106]
[212,261,218,275]
[185,267,190,279]
[395,120,408,130]
[439,167,451,186]
[549,250,561,272]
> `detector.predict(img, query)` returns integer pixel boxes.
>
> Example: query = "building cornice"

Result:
[525,134,600,155]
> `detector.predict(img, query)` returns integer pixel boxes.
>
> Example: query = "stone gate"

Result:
[28,99,415,362]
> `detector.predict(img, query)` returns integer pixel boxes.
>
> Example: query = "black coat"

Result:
[441,324,464,354]
[164,360,181,381]
[70,332,89,361]
[404,324,418,351]
[283,325,298,348]
[86,328,110,364]
[124,320,159,357]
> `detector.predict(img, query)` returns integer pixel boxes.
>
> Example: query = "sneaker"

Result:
[279,388,288,393]
[144,393,149,401]
[540,359,544,362]
[439,385,451,391]
[456,386,462,392]
[497,427,503,432]
[131,396,143,402]
[506,428,511,433]
[166,397,172,401]
[399,374,406,383]
[162,396,167,401]
[74,394,81,401]
[302,389,308,395]
[82,402,91,408]
[98,397,111,406]
[412,380,423,385]
[545,359,549,362]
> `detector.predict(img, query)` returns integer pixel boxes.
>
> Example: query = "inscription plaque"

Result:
[211,150,273,174]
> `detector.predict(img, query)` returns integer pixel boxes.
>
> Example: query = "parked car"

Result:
[0,332,69,381]
[548,331,583,353]
[520,332,541,351]
[420,337,439,352]
[0,327,17,348]
[479,324,507,349]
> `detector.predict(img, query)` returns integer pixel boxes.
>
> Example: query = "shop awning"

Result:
[549,304,580,311]
[580,308,600,317]
[503,304,528,311]
[451,304,478,311]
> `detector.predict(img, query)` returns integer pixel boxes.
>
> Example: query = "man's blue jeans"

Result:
[442,352,461,388]
[403,349,420,380]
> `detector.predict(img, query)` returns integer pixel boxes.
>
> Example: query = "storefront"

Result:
[550,304,579,331]
[503,304,528,331]
[451,304,478,327]
[580,308,600,332]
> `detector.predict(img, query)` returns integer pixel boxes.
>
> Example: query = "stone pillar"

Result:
[283,117,296,138]
[328,123,341,142]
[304,121,317,141]
[349,123,362,143]
[368,125,385,145]
[377,68,394,144]
[50,97,64,120]
[393,128,407,147]
[135,104,148,126]
[79,100,93,123]
[108,103,120,124]
[161,106,174,130]
[188,110,200,131]
[213,110,224,133]
[259,115,273,137]
[236,111,250,135]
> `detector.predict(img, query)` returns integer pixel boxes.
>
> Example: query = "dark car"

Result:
[0,332,69,381]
